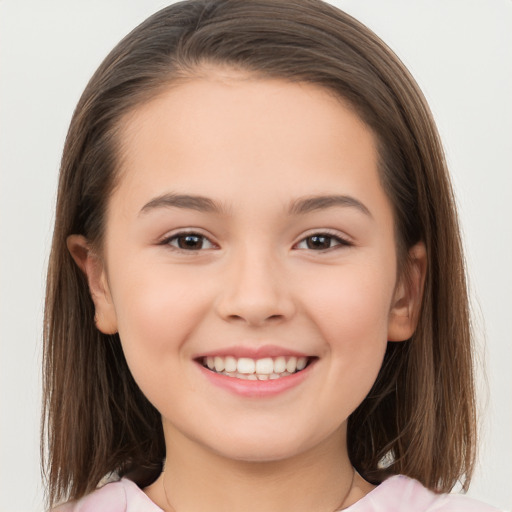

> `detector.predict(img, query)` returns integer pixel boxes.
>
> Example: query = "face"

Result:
[72,72,423,464]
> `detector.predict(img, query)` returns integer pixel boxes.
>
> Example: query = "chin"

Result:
[202,428,328,464]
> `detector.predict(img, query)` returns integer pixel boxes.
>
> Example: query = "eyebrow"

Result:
[288,194,372,218]
[140,193,225,215]
[139,192,371,218]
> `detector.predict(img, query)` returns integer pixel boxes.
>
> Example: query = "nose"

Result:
[215,247,296,327]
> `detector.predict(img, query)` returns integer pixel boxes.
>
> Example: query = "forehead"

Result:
[112,73,387,219]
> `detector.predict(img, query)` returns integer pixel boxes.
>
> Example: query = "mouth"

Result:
[199,355,316,381]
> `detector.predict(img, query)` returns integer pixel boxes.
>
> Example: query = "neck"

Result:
[145,423,373,512]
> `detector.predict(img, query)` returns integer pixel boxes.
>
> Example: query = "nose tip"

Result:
[215,254,295,327]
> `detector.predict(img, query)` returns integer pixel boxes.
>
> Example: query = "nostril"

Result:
[224,313,285,327]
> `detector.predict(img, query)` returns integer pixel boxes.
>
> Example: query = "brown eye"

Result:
[167,233,215,251]
[306,235,333,250]
[295,233,351,251]
[178,234,203,249]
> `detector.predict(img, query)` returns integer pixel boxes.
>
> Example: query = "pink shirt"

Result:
[55,475,503,511]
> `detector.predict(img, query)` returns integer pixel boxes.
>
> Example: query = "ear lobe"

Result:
[387,241,427,342]
[67,234,118,334]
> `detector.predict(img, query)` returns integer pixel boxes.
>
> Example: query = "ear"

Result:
[387,241,427,342]
[67,234,118,334]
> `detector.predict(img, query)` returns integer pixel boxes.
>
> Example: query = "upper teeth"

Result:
[203,356,308,379]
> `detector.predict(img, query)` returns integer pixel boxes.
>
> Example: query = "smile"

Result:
[201,356,312,380]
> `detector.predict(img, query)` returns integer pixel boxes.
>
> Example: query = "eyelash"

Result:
[162,232,217,251]
[161,230,352,252]
[294,232,353,251]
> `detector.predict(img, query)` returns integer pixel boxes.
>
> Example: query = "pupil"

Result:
[179,235,202,249]
[307,235,330,250]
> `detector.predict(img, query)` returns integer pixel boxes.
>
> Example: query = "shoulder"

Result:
[53,478,163,512]
[348,475,504,512]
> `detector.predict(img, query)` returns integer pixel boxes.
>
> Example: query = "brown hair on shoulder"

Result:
[42,0,476,507]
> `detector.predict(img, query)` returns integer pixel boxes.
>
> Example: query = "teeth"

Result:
[214,356,225,372]
[237,358,256,374]
[202,355,310,379]
[286,356,297,373]
[297,357,307,370]
[255,358,274,375]
[224,356,237,373]
[273,356,286,373]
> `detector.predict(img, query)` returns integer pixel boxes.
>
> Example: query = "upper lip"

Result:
[194,345,312,360]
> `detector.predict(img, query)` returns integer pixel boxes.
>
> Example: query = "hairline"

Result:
[97,64,408,275]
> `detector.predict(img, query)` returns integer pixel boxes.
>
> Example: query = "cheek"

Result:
[109,262,210,362]
[301,260,395,348]
[302,266,392,413]
[107,265,210,411]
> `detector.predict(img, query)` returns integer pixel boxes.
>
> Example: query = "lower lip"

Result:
[197,361,314,398]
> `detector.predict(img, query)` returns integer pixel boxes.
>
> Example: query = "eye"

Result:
[165,232,216,251]
[295,233,351,251]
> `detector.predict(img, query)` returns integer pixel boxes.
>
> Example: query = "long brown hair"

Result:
[43,0,476,507]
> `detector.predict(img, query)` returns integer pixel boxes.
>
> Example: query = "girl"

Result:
[42,1,502,510]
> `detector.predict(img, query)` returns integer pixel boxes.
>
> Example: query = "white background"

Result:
[0,1,510,510]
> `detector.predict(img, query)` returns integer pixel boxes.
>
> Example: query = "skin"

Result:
[69,71,426,511]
